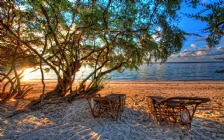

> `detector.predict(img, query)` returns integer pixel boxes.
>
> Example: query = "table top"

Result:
[148,96,210,107]
[105,94,126,101]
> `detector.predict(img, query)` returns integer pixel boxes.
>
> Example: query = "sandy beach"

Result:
[0,81,224,140]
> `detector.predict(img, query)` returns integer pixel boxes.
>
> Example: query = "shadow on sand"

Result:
[0,96,224,140]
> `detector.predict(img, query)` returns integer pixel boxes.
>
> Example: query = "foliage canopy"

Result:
[0,0,187,102]
[185,0,224,47]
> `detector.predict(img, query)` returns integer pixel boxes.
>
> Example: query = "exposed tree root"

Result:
[66,86,103,102]
[6,109,30,118]
[0,92,11,104]
[28,95,65,110]
[27,86,103,110]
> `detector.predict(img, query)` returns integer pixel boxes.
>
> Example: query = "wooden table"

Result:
[86,93,126,119]
[105,93,126,112]
[147,96,210,127]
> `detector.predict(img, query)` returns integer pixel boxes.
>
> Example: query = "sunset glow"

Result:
[21,66,93,81]
[22,68,38,80]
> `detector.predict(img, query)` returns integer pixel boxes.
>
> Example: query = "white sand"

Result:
[0,81,224,140]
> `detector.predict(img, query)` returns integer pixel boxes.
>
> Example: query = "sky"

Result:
[167,0,224,62]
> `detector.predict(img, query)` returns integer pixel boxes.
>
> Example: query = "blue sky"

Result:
[168,0,224,62]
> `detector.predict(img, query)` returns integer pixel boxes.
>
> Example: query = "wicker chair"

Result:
[85,94,125,119]
[147,96,210,127]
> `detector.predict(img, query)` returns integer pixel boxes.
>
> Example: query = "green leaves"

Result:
[185,0,224,47]
[1,0,186,85]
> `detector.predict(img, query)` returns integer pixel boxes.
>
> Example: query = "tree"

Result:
[186,0,224,47]
[0,1,37,102]
[0,0,185,104]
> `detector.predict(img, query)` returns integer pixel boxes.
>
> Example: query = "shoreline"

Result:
[19,80,224,98]
[104,80,224,83]
[21,79,224,83]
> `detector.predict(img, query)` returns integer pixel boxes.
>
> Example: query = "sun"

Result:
[22,68,36,80]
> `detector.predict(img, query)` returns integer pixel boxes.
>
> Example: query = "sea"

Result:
[19,61,224,81]
[107,62,224,81]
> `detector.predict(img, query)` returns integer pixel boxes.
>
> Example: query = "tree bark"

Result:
[42,61,82,99]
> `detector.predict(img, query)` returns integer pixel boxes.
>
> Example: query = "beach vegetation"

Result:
[2,0,213,106]
[0,1,38,101]
[185,0,224,47]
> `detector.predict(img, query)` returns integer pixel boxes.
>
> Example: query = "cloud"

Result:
[194,37,206,42]
[179,51,191,57]
[190,44,196,49]
[176,46,224,58]
[196,50,205,56]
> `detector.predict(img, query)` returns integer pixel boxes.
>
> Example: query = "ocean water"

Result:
[108,62,224,81]
[20,62,224,81]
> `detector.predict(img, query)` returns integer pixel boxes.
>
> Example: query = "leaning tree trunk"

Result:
[49,75,70,97]
[29,61,82,108]
[42,61,82,99]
